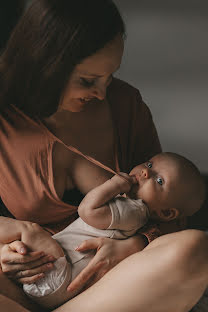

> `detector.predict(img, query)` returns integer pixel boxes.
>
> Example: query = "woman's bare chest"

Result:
[49,101,116,199]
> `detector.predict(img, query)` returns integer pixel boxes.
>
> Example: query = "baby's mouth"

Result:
[127,183,139,199]
[133,174,140,185]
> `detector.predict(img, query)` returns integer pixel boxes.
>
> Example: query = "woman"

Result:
[0,1,208,311]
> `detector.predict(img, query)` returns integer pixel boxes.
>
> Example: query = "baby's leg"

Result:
[54,230,208,312]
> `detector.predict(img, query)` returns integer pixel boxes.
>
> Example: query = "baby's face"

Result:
[128,154,181,216]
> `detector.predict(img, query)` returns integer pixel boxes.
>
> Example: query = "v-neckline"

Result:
[38,98,121,176]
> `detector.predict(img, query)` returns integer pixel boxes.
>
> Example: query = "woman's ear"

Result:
[158,208,179,221]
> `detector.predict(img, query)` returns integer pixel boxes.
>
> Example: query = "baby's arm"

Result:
[78,173,136,229]
[0,217,64,259]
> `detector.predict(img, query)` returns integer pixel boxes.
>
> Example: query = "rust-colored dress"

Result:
[0,78,162,239]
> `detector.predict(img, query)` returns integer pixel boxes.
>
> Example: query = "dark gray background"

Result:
[114,0,208,173]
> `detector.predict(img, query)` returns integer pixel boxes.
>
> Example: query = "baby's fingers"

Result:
[8,240,28,255]
[129,174,137,184]
[67,261,104,292]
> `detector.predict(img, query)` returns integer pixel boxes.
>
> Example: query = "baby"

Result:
[5,152,206,309]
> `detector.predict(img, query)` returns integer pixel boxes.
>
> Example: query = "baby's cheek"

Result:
[137,184,153,203]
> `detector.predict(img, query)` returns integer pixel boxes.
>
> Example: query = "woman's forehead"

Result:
[76,35,124,76]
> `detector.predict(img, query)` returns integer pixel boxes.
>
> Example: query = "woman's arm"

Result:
[78,173,136,229]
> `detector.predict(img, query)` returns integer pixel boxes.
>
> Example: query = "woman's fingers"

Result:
[0,240,56,284]
[67,260,104,292]
[1,246,46,265]
[75,237,104,252]
[68,238,112,291]
[5,255,54,274]
[17,273,46,284]
[15,261,54,284]
[1,242,56,283]
[2,255,55,284]
[14,262,53,279]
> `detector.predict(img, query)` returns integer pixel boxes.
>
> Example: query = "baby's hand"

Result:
[111,172,137,194]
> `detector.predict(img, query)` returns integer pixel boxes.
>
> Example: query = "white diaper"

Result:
[23,256,74,309]
[23,256,70,297]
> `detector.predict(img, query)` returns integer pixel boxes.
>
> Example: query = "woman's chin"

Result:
[58,102,85,113]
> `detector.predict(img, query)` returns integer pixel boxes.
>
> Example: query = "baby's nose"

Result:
[140,168,149,179]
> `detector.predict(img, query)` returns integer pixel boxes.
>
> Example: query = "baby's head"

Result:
[128,152,206,222]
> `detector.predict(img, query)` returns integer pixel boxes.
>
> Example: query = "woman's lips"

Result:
[79,97,94,104]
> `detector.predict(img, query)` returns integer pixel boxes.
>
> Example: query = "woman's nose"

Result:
[92,85,106,100]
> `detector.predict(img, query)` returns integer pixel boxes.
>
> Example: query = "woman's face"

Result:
[58,34,124,112]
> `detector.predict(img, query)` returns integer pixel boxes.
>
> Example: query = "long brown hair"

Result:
[0,0,125,118]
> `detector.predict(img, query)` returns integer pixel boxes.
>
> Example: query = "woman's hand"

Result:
[0,240,55,284]
[67,235,147,292]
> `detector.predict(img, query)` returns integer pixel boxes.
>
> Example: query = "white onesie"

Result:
[23,197,149,309]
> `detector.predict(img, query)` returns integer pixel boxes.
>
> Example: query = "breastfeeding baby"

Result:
[10,152,206,309]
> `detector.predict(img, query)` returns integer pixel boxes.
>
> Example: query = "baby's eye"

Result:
[80,78,95,88]
[146,162,152,168]
[156,177,163,185]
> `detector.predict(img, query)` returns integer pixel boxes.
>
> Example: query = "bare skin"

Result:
[0,270,41,312]
[49,96,116,199]
[0,295,30,312]
[1,229,208,312]
[56,230,208,312]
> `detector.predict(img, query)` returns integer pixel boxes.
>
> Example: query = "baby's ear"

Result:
[158,208,179,221]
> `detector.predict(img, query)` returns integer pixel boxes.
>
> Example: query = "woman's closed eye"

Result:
[80,78,95,88]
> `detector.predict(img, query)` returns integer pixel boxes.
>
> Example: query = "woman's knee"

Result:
[173,230,208,261]
[156,230,208,279]
[180,230,208,275]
